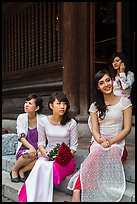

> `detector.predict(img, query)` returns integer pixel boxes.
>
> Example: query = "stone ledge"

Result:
[2,170,135,202]
[2,134,18,155]
[2,144,135,184]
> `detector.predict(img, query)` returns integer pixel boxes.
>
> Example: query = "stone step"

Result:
[2,117,135,202]
[2,121,135,155]
[2,115,135,138]
[2,192,71,203]
[2,170,135,202]
[2,145,135,202]
[2,170,72,202]
[2,144,135,184]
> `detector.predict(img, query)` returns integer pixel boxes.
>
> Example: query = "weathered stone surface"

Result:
[2,134,18,155]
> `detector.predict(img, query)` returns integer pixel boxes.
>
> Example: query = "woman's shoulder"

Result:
[128,70,134,74]
[67,118,77,127]
[17,113,28,119]
[39,114,48,122]
[70,118,77,124]
[120,97,132,108]
[38,113,47,119]
[88,102,97,112]
[127,70,134,77]
[120,96,131,102]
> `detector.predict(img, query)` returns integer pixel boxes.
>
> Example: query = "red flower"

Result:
[2,129,9,134]
[47,142,72,166]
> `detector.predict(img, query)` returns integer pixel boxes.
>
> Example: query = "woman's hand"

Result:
[38,145,49,159]
[120,63,126,73]
[39,147,49,159]
[71,149,76,156]
[101,140,111,148]
[42,150,49,159]
[29,147,37,160]
[97,136,107,144]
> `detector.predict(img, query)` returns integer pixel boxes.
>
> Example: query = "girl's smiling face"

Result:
[112,56,122,70]
[98,74,113,94]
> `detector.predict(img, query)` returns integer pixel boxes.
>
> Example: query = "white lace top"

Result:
[113,71,134,97]
[68,97,132,202]
[89,97,132,148]
[37,116,78,152]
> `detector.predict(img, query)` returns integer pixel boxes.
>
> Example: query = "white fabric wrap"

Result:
[25,157,54,202]
[68,145,126,202]
[81,145,125,202]
[16,113,45,154]
[67,170,80,190]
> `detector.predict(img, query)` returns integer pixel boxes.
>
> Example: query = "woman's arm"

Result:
[20,137,37,160]
[19,137,35,149]
[17,114,36,159]
[109,106,132,145]
[90,113,107,144]
[70,149,76,155]
[38,145,49,157]
[119,71,135,90]
[37,119,49,157]
[16,114,27,140]
[69,120,78,155]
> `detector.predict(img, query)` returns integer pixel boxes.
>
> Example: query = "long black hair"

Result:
[108,52,129,79]
[94,69,113,120]
[48,92,71,125]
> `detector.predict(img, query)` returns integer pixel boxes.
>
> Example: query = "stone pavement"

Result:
[2,191,72,202]
[2,196,13,202]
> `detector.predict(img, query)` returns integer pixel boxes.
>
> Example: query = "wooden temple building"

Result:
[2,2,135,136]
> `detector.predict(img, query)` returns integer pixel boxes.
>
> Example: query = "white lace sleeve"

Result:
[119,71,135,90]
[69,119,78,151]
[37,119,47,147]
[16,113,28,139]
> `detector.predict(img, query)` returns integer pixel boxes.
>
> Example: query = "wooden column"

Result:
[63,3,79,114]
[89,3,95,103]
[78,2,90,116]
[117,2,122,52]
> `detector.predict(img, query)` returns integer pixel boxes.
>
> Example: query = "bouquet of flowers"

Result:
[47,142,72,166]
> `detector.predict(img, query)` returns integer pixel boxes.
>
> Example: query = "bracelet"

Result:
[18,133,26,141]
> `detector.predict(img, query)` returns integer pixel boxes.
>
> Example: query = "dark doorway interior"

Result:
[95,2,116,72]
